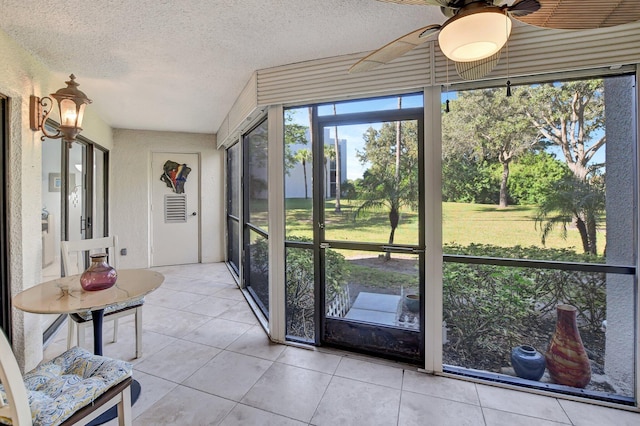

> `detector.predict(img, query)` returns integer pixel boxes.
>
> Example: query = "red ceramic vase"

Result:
[80,253,117,291]
[545,304,591,388]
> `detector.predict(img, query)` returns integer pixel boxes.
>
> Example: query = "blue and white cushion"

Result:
[0,346,132,426]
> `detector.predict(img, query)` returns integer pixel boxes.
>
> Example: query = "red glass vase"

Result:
[545,304,591,388]
[80,253,117,291]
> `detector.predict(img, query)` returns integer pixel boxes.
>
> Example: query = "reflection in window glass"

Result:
[228,143,240,218]
[41,138,62,282]
[247,231,269,314]
[247,120,269,231]
[228,221,240,275]
[227,143,241,274]
[245,119,269,316]
[68,143,87,243]
[93,148,106,238]
[41,136,63,333]
[284,107,313,240]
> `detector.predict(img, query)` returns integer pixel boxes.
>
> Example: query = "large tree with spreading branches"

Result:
[442,87,541,208]
[526,79,606,255]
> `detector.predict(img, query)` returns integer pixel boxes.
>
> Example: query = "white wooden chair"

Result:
[61,236,144,358]
[0,330,132,425]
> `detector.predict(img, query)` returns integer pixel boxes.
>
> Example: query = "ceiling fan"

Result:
[350,0,640,80]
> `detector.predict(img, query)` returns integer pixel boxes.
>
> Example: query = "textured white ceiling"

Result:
[0,0,444,134]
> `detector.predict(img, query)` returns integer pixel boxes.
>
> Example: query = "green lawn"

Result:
[284,198,605,256]
[442,202,605,255]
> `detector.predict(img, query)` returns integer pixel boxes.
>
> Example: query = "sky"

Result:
[288,94,424,181]
[287,86,608,182]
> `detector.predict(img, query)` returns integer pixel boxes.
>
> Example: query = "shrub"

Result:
[443,262,537,368]
[443,243,606,370]
[284,237,350,340]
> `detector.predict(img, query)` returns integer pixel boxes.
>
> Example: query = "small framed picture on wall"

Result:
[48,173,62,192]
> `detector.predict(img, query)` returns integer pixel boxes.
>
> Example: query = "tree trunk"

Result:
[387,97,402,261]
[499,161,510,208]
[386,207,399,260]
[302,161,308,199]
[575,216,591,255]
[586,212,598,255]
[395,98,402,186]
[574,212,598,255]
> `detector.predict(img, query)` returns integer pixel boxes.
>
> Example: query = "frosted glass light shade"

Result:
[50,74,92,142]
[438,9,512,62]
[59,99,79,127]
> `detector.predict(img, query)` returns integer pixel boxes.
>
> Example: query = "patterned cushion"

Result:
[73,297,144,321]
[0,346,132,426]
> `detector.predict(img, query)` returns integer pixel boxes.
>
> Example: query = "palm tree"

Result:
[295,148,312,199]
[536,175,605,255]
[355,121,419,260]
[355,177,412,260]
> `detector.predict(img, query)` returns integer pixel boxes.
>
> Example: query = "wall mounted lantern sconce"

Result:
[30,74,92,147]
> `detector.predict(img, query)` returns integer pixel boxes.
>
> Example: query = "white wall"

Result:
[0,28,220,371]
[111,130,223,269]
[285,142,311,199]
[0,28,113,370]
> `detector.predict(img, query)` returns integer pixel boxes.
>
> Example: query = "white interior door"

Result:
[151,152,199,266]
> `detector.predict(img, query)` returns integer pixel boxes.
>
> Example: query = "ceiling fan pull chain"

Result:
[445,58,451,113]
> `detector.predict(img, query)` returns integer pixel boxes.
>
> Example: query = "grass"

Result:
[442,202,605,255]
[348,263,419,291]
[283,198,608,290]
[284,198,605,256]
[285,198,419,245]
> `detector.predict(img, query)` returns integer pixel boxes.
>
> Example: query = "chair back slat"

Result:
[0,332,33,425]
[61,236,119,276]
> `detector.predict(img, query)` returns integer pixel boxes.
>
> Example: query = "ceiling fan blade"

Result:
[514,0,640,29]
[505,0,541,17]
[454,50,501,80]
[349,24,440,73]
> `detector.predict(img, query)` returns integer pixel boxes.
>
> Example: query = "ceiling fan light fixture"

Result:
[438,7,512,62]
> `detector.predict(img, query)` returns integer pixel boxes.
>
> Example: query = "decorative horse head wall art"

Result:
[160,160,191,194]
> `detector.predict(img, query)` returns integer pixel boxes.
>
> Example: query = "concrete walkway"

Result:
[344,292,401,326]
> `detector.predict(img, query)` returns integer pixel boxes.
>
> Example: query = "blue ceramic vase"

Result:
[510,345,546,381]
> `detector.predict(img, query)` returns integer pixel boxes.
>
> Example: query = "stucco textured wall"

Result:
[111,129,222,269]
[604,75,637,391]
[0,28,113,370]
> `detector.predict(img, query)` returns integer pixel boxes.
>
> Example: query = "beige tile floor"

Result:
[43,263,640,425]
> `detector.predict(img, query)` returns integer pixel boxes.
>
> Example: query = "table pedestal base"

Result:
[88,308,140,425]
